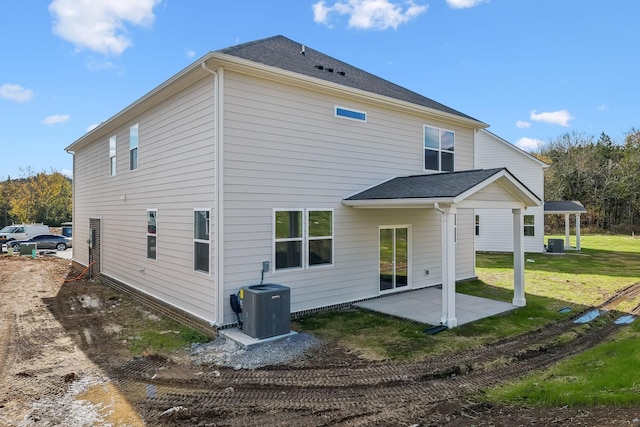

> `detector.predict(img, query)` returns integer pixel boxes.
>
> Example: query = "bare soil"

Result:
[1,256,639,426]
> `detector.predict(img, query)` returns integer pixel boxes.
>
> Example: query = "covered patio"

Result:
[544,200,586,250]
[355,287,516,326]
[343,168,541,328]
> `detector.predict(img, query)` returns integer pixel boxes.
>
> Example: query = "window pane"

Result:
[110,158,116,176]
[524,215,535,225]
[147,235,156,259]
[441,151,454,172]
[309,239,332,265]
[308,211,332,237]
[524,226,535,237]
[424,126,439,149]
[424,149,438,170]
[194,242,209,272]
[130,147,138,170]
[194,210,210,240]
[147,210,157,234]
[275,241,301,269]
[130,124,138,149]
[275,211,302,239]
[441,130,454,152]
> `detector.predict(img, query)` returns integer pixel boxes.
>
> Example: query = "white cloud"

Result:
[515,137,542,151]
[446,0,488,9]
[42,115,70,125]
[597,104,609,111]
[530,109,574,127]
[49,0,161,56]
[85,59,117,71]
[0,83,34,103]
[313,0,428,30]
[186,49,196,58]
[516,120,531,129]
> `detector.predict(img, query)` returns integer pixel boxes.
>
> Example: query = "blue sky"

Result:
[1,0,638,179]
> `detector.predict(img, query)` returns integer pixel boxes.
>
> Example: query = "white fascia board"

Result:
[342,198,454,208]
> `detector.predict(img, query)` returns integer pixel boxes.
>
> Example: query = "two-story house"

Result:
[65,35,540,333]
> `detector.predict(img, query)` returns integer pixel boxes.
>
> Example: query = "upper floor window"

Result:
[424,126,454,172]
[109,135,116,176]
[335,106,366,122]
[524,215,535,236]
[475,215,480,236]
[130,123,139,170]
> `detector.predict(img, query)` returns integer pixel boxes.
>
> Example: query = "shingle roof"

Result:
[345,168,506,201]
[218,35,481,123]
[544,201,587,213]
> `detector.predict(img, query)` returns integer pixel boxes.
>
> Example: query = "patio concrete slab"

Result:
[354,287,517,326]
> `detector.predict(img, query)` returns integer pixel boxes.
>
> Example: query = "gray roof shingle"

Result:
[544,201,587,213]
[345,168,507,200]
[218,35,481,123]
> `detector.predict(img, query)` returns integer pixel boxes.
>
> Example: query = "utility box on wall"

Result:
[242,284,290,339]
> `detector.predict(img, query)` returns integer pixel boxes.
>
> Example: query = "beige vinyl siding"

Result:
[219,70,476,323]
[72,76,218,323]
[474,130,545,253]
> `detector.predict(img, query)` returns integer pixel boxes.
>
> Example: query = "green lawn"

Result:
[296,234,640,407]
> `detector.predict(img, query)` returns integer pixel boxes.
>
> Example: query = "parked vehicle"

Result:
[8,234,73,252]
[61,222,73,238]
[0,224,50,247]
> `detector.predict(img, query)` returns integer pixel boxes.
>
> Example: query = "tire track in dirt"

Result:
[120,285,638,426]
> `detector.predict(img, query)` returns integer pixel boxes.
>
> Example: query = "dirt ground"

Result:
[1,256,639,426]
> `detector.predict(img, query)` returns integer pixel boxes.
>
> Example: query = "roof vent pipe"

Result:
[300,45,306,55]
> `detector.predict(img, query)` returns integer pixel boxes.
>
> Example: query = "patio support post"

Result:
[436,203,457,328]
[576,213,581,250]
[565,213,571,249]
[512,208,526,306]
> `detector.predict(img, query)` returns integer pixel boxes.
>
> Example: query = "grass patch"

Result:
[121,313,210,356]
[485,321,640,406]
[296,234,640,407]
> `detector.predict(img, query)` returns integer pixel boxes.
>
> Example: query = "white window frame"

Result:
[423,125,455,172]
[147,209,157,260]
[524,214,535,237]
[109,135,116,176]
[273,208,335,271]
[307,209,334,269]
[274,209,304,271]
[193,208,211,274]
[335,106,367,122]
[130,123,139,171]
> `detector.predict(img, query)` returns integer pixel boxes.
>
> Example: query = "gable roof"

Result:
[343,168,541,209]
[479,129,549,168]
[218,35,481,123]
[66,35,487,152]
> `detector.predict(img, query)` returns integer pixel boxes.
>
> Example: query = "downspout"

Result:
[201,61,225,326]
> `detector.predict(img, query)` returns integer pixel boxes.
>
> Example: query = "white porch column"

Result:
[512,209,526,306]
[565,213,571,249]
[437,204,457,328]
[575,213,581,250]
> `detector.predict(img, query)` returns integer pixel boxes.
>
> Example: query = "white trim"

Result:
[378,224,412,295]
[215,68,225,325]
[423,125,455,173]
[193,208,212,276]
[307,208,334,269]
[273,208,305,272]
[146,208,157,262]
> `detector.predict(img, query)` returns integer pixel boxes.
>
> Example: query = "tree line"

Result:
[1,130,639,233]
[0,170,72,227]
[536,129,640,233]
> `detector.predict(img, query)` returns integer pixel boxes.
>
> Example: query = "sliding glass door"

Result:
[379,226,409,292]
